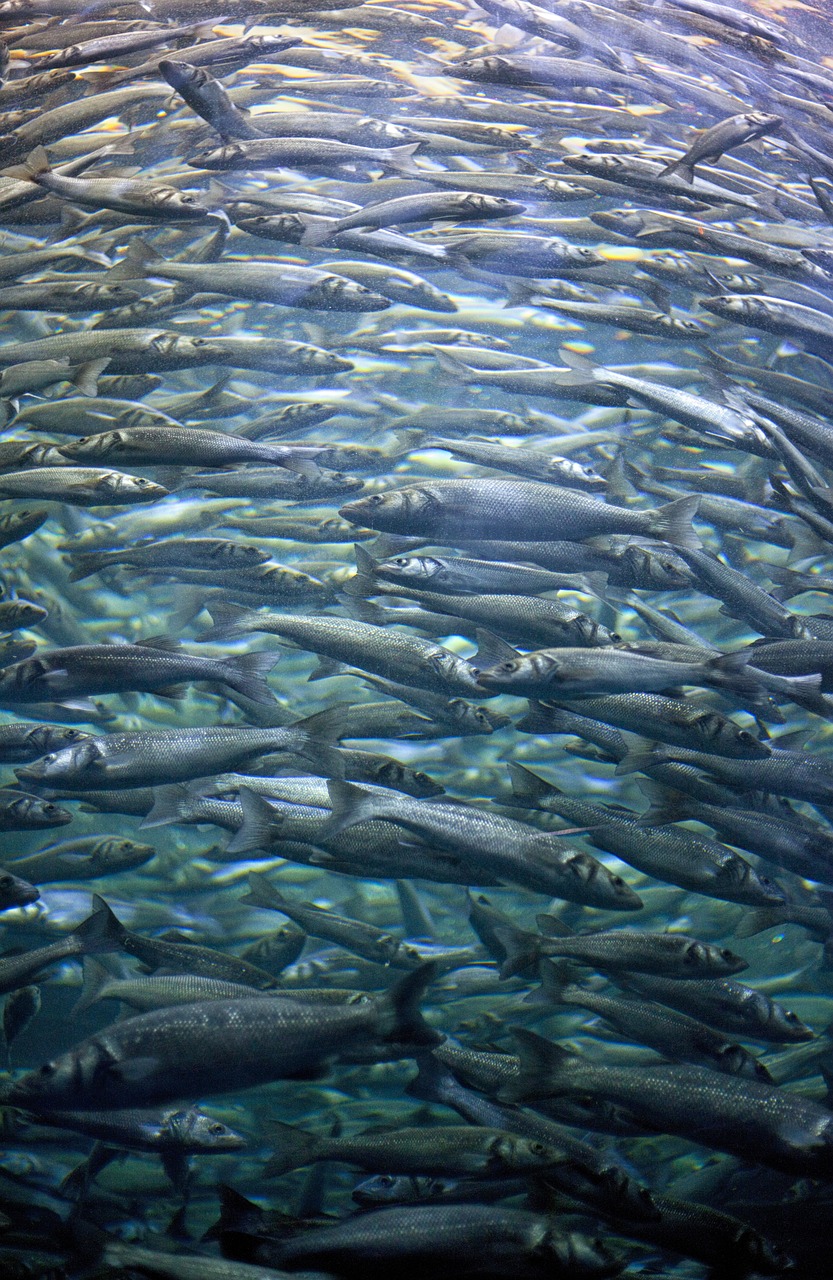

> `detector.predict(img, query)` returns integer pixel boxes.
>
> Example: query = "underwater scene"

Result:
[3,0,833,1276]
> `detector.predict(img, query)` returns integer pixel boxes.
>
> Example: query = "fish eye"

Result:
[209,1122,225,1134]
[720,949,735,960]
[378,1175,395,1186]
[785,1011,800,1024]
[77,437,89,444]
[499,661,517,672]
[135,478,150,486]
[39,1062,56,1076]
[394,558,410,566]
[42,803,57,813]
[42,754,56,764]
[529,1141,546,1155]
[367,494,385,506]
[737,730,756,744]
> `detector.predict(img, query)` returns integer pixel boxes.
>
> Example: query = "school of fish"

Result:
[2,0,833,1276]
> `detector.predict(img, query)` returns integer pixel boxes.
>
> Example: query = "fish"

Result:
[1,2,833,1273]
[1,964,441,1110]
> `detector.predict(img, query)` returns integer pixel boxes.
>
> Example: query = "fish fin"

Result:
[471,628,517,669]
[74,897,126,954]
[498,1028,575,1103]
[404,1051,455,1103]
[646,494,701,550]
[320,778,387,840]
[353,542,379,578]
[614,742,663,777]
[375,962,442,1047]
[535,913,574,938]
[72,358,110,398]
[431,348,477,381]
[557,345,597,375]
[291,703,349,744]
[222,648,278,706]
[308,654,343,682]
[496,934,544,981]
[135,635,180,651]
[202,1185,264,1241]
[70,957,114,1017]
[733,908,787,940]
[298,214,338,248]
[140,784,192,829]
[388,141,422,176]
[198,603,256,643]
[66,553,110,583]
[108,238,165,281]
[262,1119,323,1177]
[526,958,581,1006]
[226,789,277,856]
[22,145,51,180]
[240,870,286,911]
[507,762,558,808]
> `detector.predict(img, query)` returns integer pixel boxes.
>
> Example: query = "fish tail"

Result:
[404,1051,456,1104]
[23,145,51,180]
[199,603,257,642]
[262,1119,324,1178]
[66,552,111,583]
[388,141,422,175]
[319,778,386,840]
[140,783,192,829]
[203,1184,265,1241]
[70,957,113,1016]
[647,494,702,549]
[734,908,788,940]
[225,789,277,856]
[239,870,287,911]
[222,649,278,705]
[375,962,442,1048]
[497,1028,573,1104]
[75,896,127,954]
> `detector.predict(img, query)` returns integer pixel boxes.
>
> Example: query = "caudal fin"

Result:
[375,962,442,1049]
[71,957,115,1016]
[240,870,287,911]
[319,778,388,841]
[647,494,701,550]
[226,789,278,856]
[74,897,126,955]
[497,1028,575,1104]
[199,603,260,642]
[221,649,278,706]
[262,1119,324,1178]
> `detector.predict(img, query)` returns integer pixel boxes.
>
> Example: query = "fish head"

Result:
[166,1107,247,1152]
[61,430,122,461]
[94,838,155,871]
[353,1173,433,1205]
[3,794,71,827]
[148,187,208,217]
[26,725,91,756]
[0,870,38,908]
[476,650,559,692]
[683,940,748,975]
[561,848,643,912]
[376,555,444,585]
[535,1226,624,1278]
[102,472,169,504]
[305,276,390,313]
[187,143,247,170]
[16,738,103,784]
